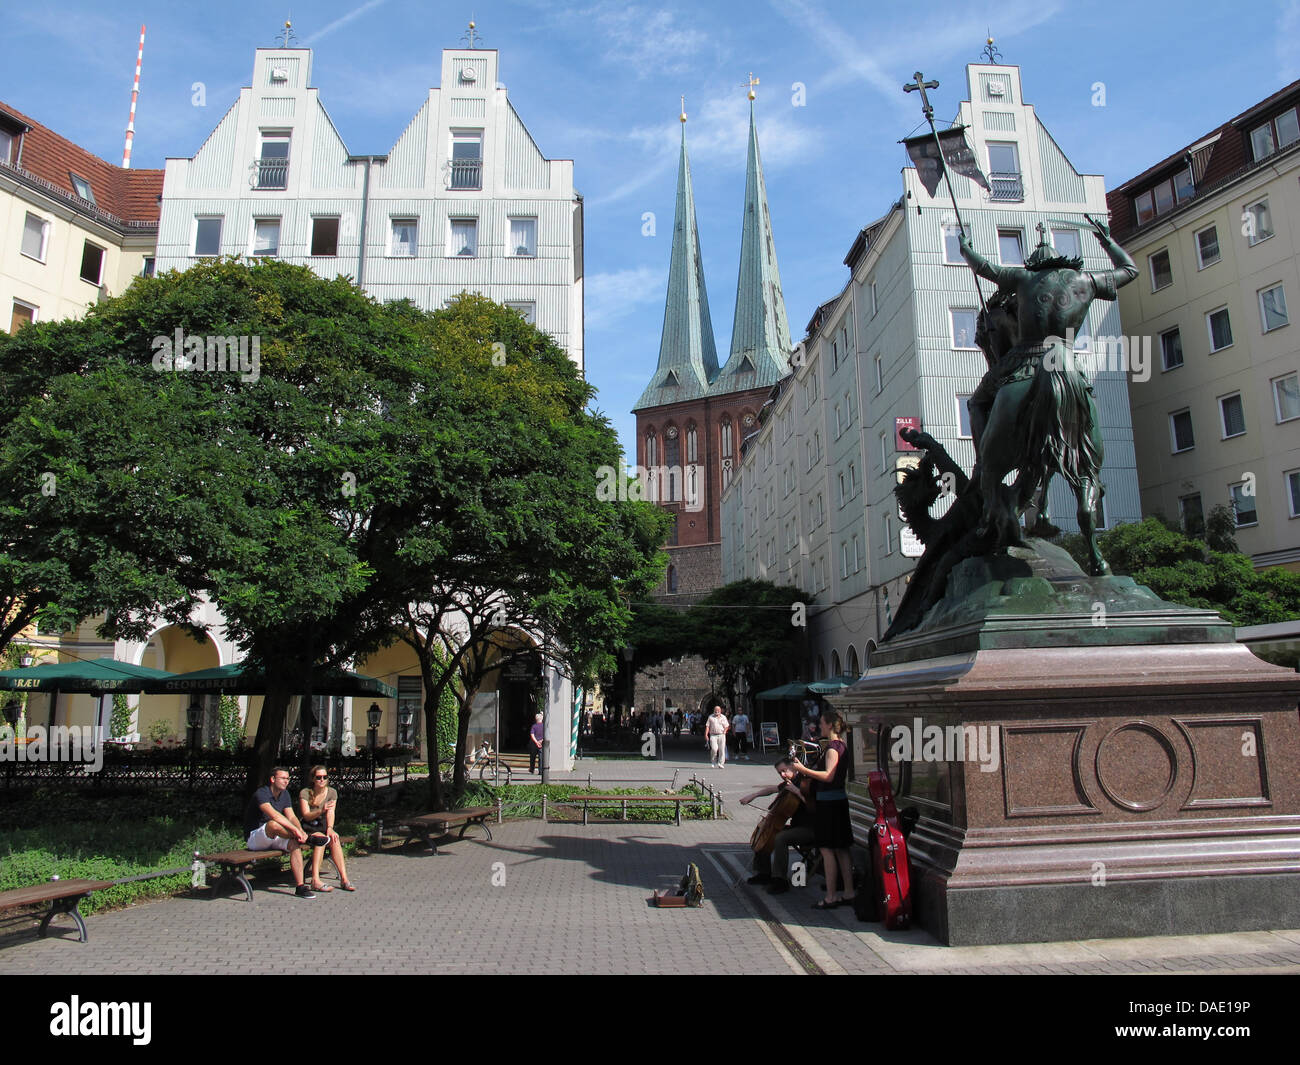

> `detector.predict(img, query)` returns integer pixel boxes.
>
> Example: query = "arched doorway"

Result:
[479,628,542,753]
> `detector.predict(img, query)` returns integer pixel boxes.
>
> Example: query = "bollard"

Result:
[496,796,503,824]
[541,794,548,822]
[374,820,383,848]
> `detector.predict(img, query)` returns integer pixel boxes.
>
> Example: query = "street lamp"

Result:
[397,705,414,746]
[366,702,382,751]
[186,700,204,752]
[20,653,34,668]
[621,645,636,723]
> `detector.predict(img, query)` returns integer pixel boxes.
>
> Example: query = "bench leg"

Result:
[457,818,493,842]
[212,864,256,903]
[39,894,92,942]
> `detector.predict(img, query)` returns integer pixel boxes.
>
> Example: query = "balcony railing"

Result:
[988,171,1024,202]
[250,157,289,190]
[450,157,482,190]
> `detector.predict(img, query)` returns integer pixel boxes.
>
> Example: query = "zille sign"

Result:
[895,417,920,451]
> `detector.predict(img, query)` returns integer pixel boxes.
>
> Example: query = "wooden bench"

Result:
[390,807,495,853]
[0,879,113,942]
[198,849,290,902]
[567,794,700,826]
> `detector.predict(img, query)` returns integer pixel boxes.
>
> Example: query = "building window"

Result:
[21,212,49,262]
[1170,409,1195,453]
[667,564,678,593]
[852,533,861,572]
[1230,482,1257,527]
[140,257,155,278]
[1195,225,1220,268]
[1133,167,1195,226]
[1251,122,1275,160]
[1051,227,1081,259]
[957,393,972,437]
[1278,107,1300,149]
[879,430,889,472]
[874,354,883,394]
[951,308,978,349]
[1219,392,1246,438]
[1259,283,1289,332]
[645,431,657,467]
[1244,198,1273,245]
[450,130,483,190]
[686,425,697,463]
[69,172,95,203]
[10,300,37,334]
[870,280,878,317]
[255,132,290,189]
[942,224,962,264]
[834,404,843,437]
[505,301,535,324]
[311,217,339,256]
[1206,307,1233,352]
[1160,327,1183,371]
[884,514,894,554]
[1149,249,1172,290]
[194,216,222,256]
[448,218,477,257]
[1273,373,1300,422]
[389,218,418,257]
[78,241,105,285]
[1287,471,1300,518]
[987,141,1022,201]
[251,218,280,257]
[509,217,537,257]
[0,127,13,165]
[849,462,857,495]
[841,543,849,579]
[1250,108,1299,161]
[1180,493,1204,536]
[997,228,1025,265]
[837,472,846,507]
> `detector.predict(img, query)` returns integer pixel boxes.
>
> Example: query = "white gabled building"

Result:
[722,61,1141,681]
[156,43,583,368]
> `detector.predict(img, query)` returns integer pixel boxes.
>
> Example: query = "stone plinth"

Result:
[834,555,1300,945]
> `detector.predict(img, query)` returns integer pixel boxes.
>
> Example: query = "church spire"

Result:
[714,88,792,393]
[634,103,720,411]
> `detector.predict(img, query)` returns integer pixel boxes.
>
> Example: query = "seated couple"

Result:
[243,766,355,898]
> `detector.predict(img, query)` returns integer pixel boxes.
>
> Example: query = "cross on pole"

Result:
[744,72,760,101]
[904,71,987,313]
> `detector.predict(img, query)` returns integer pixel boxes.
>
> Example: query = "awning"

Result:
[807,674,859,695]
[756,681,810,701]
[137,662,397,698]
[0,657,175,693]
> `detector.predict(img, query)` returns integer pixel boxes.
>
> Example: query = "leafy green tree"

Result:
[1058,514,1300,625]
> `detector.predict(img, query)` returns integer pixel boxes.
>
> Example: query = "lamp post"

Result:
[397,705,414,747]
[621,645,636,726]
[186,700,204,752]
[366,702,382,751]
[20,653,34,668]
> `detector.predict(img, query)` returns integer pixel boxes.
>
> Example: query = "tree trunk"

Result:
[247,685,291,798]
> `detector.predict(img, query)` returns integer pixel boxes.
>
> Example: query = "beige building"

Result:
[1,102,161,334]
[1108,80,1300,572]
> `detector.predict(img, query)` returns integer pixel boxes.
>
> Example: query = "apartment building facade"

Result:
[155,44,583,368]
[721,62,1142,677]
[1107,80,1300,572]
[1,102,161,335]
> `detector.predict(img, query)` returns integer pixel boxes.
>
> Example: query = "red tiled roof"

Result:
[0,100,163,225]
[1106,79,1300,242]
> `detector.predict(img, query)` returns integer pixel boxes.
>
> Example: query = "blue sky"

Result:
[7,0,1300,458]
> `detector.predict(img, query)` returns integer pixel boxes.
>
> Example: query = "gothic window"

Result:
[645,430,658,467]
[686,424,698,463]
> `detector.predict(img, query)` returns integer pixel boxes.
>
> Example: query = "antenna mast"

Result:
[122,24,146,168]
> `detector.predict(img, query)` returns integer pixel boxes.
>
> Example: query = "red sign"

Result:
[895,417,920,451]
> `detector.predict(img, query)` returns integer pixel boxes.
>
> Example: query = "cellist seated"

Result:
[740,758,817,894]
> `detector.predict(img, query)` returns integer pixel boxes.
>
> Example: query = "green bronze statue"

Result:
[958,215,1137,576]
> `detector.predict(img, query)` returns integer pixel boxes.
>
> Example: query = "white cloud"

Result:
[586,266,664,331]
[304,0,388,45]
[581,2,711,75]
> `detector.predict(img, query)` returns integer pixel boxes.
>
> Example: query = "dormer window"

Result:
[1133,166,1194,226]
[450,131,482,190]
[255,132,290,189]
[70,173,95,204]
[0,128,13,166]
[1249,105,1300,162]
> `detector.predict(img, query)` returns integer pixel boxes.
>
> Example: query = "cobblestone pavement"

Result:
[3,755,1298,975]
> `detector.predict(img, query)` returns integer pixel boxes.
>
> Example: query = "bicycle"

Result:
[438,740,512,787]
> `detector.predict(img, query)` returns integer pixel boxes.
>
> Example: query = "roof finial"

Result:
[461,19,483,48]
[981,31,1002,64]
[680,94,687,123]
[278,17,297,47]
[744,72,759,101]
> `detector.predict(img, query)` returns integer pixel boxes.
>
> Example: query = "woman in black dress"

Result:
[792,711,854,909]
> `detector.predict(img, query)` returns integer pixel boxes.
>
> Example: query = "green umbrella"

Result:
[807,674,859,696]
[755,680,811,701]
[138,662,397,698]
[0,657,175,693]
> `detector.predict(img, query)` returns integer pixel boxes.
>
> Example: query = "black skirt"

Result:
[813,798,853,849]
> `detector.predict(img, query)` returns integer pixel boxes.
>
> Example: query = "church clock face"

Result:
[742,413,755,426]
[665,426,678,438]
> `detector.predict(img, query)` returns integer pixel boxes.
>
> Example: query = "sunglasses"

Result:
[314,774,328,780]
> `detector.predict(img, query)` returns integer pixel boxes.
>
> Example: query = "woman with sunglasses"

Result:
[299,766,355,892]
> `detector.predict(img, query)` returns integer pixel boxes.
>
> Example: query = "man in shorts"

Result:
[244,766,314,899]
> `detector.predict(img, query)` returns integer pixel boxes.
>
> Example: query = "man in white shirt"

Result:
[705,703,729,768]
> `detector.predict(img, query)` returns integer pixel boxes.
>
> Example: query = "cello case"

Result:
[867,770,912,930]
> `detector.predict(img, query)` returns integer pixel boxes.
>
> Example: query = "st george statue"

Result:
[887,215,1137,639]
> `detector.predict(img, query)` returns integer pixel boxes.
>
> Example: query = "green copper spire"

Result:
[634,116,719,412]
[713,97,792,394]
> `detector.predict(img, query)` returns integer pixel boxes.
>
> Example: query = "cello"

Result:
[749,742,818,853]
